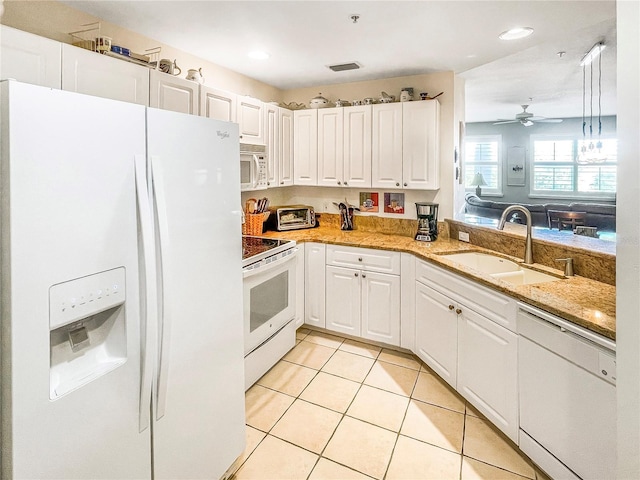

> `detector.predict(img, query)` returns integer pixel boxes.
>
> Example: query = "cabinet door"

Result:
[200,85,236,121]
[305,242,325,328]
[0,25,61,88]
[362,271,400,346]
[415,282,458,388]
[457,307,518,441]
[317,108,344,187]
[264,103,279,187]
[237,96,264,144]
[149,70,198,114]
[325,266,361,337]
[62,44,150,106]
[293,109,318,185]
[279,108,294,187]
[294,244,305,328]
[343,105,372,188]
[402,100,439,189]
[372,103,403,189]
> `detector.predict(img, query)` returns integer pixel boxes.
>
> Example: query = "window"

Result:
[464,135,502,195]
[531,136,617,198]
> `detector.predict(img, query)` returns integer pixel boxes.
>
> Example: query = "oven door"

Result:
[243,251,297,355]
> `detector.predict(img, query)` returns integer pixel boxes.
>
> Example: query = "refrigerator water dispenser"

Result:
[49,268,128,399]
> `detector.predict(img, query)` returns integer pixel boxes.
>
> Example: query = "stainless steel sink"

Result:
[438,252,562,285]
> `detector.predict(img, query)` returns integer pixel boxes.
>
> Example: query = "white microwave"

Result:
[240,143,268,191]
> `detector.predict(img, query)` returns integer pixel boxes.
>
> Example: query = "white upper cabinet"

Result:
[237,96,264,145]
[293,109,318,185]
[317,107,344,187]
[0,25,61,89]
[279,108,294,187]
[62,44,149,106]
[343,105,372,188]
[149,70,198,114]
[402,100,440,189]
[264,103,279,187]
[372,103,403,189]
[200,85,236,122]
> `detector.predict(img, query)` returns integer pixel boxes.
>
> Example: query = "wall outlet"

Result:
[458,231,470,242]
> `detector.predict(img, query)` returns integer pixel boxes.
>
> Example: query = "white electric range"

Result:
[241,236,297,390]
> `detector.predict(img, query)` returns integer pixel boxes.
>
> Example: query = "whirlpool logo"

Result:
[216,130,230,139]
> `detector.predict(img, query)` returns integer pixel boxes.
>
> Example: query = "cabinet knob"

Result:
[280,181,284,185]
[448,305,455,310]
[344,182,348,186]
[337,181,342,185]
[354,272,359,277]
[404,182,408,187]
[267,182,270,186]
[362,274,366,278]
[395,182,400,187]
[456,308,462,315]
[358,257,363,262]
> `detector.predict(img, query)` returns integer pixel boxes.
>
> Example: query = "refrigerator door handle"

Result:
[151,155,172,421]
[134,154,157,433]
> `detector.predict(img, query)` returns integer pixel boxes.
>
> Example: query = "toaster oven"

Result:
[265,205,316,231]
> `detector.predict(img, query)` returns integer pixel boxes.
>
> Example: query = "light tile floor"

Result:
[233,328,551,480]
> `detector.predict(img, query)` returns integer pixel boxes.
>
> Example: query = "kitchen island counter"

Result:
[262,225,616,341]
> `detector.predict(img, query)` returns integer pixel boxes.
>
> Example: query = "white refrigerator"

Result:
[0,80,246,479]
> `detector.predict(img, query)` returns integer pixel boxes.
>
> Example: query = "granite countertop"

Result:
[261,226,616,341]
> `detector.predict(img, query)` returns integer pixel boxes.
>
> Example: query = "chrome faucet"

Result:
[497,205,534,264]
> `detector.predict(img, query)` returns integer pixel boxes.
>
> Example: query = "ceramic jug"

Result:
[186,68,204,84]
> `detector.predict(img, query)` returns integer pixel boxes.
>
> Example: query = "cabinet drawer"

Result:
[326,245,400,274]
[416,258,517,332]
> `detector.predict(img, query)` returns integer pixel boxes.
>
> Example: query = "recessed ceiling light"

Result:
[248,51,270,60]
[498,27,534,40]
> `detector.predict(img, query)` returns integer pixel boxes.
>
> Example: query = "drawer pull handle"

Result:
[455,308,462,315]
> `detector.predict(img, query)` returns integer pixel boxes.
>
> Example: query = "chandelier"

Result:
[577,42,607,164]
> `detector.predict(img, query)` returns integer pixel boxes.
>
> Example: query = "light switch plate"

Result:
[458,231,470,242]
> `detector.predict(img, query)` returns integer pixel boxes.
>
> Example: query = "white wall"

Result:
[465,116,617,204]
[616,0,640,477]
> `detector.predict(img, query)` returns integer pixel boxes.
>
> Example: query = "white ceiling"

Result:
[62,0,617,123]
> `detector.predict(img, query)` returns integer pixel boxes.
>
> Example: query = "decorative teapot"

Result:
[186,68,204,84]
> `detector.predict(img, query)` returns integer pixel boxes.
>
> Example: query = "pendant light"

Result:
[577,42,607,164]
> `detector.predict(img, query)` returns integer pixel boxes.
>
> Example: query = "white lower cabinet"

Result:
[325,245,401,346]
[304,242,326,328]
[457,305,518,441]
[326,265,361,336]
[294,244,305,328]
[415,281,458,387]
[415,258,519,442]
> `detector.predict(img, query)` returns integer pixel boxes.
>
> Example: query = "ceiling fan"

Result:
[493,105,563,127]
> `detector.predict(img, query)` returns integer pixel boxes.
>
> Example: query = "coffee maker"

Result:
[415,202,439,242]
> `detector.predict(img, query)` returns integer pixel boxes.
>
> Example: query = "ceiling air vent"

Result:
[328,62,361,72]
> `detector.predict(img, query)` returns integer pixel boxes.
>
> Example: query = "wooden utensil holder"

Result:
[243,213,266,236]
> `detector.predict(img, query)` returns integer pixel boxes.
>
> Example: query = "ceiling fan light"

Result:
[498,27,534,40]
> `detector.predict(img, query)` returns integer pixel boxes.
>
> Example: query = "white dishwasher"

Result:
[517,304,616,480]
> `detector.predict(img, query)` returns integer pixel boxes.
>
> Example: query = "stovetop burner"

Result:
[242,235,295,268]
